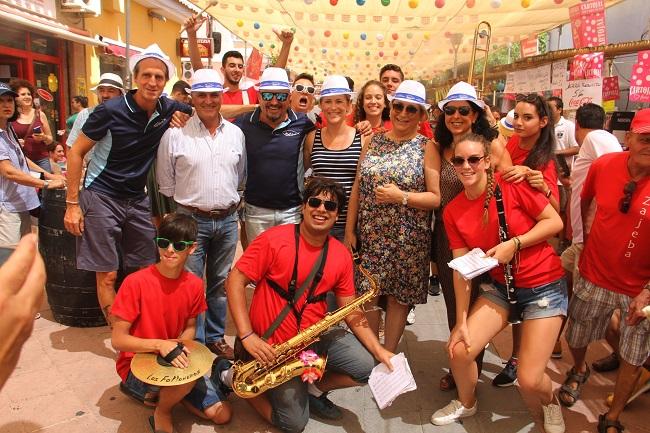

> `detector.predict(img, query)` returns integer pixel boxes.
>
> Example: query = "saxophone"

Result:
[231,251,379,398]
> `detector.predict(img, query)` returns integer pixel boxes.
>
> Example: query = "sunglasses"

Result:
[392,102,419,115]
[443,105,472,116]
[260,92,289,102]
[307,197,338,212]
[515,93,548,116]
[619,180,637,214]
[450,155,486,167]
[155,237,195,252]
[292,84,315,94]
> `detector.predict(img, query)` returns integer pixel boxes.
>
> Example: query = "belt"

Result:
[180,203,238,219]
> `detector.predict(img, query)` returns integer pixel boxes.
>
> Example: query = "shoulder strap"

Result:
[494,184,516,289]
[241,88,250,105]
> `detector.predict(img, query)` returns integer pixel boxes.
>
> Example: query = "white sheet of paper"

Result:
[368,353,417,410]
[448,248,499,280]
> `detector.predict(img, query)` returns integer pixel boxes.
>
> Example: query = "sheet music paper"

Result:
[368,353,417,410]
[448,248,499,280]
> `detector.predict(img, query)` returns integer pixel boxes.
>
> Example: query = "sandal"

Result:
[559,365,590,407]
[439,372,456,391]
[597,413,624,433]
[592,353,620,373]
[149,415,172,433]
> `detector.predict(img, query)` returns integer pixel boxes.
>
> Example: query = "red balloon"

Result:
[392,33,398,40]
[466,0,475,6]
[435,0,445,7]
[554,0,563,3]
[330,0,338,4]
[324,30,331,37]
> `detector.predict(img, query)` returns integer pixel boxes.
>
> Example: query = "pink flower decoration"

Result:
[298,350,319,366]
[301,367,323,384]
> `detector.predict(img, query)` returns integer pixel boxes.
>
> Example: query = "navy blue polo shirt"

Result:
[235,108,314,209]
[81,90,191,199]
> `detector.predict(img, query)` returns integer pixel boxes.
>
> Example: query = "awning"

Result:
[99,37,144,58]
[0,3,105,47]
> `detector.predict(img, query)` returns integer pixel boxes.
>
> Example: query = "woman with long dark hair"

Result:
[353,80,391,134]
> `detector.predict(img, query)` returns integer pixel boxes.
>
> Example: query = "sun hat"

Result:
[438,81,485,110]
[90,73,125,93]
[630,108,650,134]
[318,75,354,99]
[498,109,515,138]
[256,67,290,91]
[0,82,18,98]
[387,80,430,110]
[188,69,224,93]
[128,44,176,81]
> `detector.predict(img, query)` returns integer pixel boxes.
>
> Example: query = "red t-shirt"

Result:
[443,175,564,288]
[111,265,206,382]
[579,152,650,297]
[418,120,433,139]
[235,224,355,345]
[221,87,258,106]
[506,134,559,201]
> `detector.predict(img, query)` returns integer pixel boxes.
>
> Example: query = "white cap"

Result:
[90,73,125,93]
[256,67,290,91]
[188,69,224,93]
[388,80,430,110]
[129,44,176,81]
[318,75,354,99]
[438,81,484,110]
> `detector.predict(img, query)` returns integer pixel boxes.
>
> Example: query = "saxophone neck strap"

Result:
[262,224,329,340]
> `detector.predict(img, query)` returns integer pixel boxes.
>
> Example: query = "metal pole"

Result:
[125,0,131,89]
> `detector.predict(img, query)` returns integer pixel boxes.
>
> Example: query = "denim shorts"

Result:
[124,369,225,411]
[480,277,568,321]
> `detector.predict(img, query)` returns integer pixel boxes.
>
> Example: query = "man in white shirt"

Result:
[157,69,246,360]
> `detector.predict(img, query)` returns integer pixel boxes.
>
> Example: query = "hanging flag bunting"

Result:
[629,50,650,103]
[602,76,620,101]
[245,48,263,81]
[569,0,607,48]
[569,52,603,80]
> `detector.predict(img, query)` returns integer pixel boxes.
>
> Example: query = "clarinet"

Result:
[494,185,522,325]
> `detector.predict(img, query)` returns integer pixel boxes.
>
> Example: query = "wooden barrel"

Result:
[38,189,107,327]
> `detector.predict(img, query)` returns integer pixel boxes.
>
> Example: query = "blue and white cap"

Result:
[256,67,290,91]
[499,109,515,138]
[129,43,176,81]
[438,81,484,110]
[0,82,18,98]
[318,75,354,99]
[388,80,430,110]
[188,68,224,93]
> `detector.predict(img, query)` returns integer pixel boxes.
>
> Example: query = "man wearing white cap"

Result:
[64,44,193,325]
[157,68,245,360]
[234,67,315,243]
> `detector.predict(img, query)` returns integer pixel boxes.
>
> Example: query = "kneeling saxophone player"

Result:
[220,177,394,432]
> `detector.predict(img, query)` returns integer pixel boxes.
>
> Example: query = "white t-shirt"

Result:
[569,129,622,243]
[554,116,579,182]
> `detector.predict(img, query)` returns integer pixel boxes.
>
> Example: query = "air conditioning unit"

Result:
[60,0,101,16]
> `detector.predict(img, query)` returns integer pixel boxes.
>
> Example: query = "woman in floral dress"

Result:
[346,81,440,353]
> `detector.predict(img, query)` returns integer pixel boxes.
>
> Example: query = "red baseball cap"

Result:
[630,108,650,133]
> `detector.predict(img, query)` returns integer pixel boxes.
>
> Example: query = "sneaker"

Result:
[552,340,563,359]
[492,357,518,387]
[542,398,565,433]
[309,393,343,420]
[428,275,441,296]
[431,399,477,425]
[208,339,235,360]
[211,358,234,396]
[406,307,416,325]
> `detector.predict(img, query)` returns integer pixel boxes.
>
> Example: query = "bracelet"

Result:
[545,189,552,198]
[512,236,522,252]
[65,200,79,205]
[239,331,255,341]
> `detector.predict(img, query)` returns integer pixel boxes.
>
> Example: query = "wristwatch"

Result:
[42,180,50,189]
[402,192,409,206]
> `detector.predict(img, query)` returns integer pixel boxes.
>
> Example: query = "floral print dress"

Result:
[357,132,431,305]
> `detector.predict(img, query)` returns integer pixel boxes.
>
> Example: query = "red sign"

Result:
[179,38,213,58]
[569,0,607,49]
[520,36,539,58]
[37,88,54,102]
[569,52,604,80]
[630,50,650,103]
[602,76,620,101]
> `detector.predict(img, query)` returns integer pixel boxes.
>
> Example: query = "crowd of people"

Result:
[0,14,649,433]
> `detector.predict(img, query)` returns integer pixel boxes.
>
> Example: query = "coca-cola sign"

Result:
[562,78,603,109]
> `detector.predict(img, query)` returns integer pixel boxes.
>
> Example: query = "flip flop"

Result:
[149,415,171,433]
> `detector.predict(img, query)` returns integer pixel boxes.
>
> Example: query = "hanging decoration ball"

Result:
[322,48,327,53]
[496,81,505,92]
[379,51,384,57]
[391,33,398,40]
[324,30,332,37]
[356,0,365,5]
[490,0,502,8]
[270,43,276,49]
[343,32,350,39]
[448,48,453,54]
[294,46,299,51]
[393,50,399,56]
[423,32,430,40]
[381,0,390,5]
[308,29,315,36]
[304,0,314,4]
[376,33,384,41]
[409,49,416,55]
[406,32,413,39]
[330,0,338,4]
[259,42,264,47]
[521,0,530,7]
[377,63,381,67]
[408,0,419,8]
[236,19,244,27]
[360,32,367,40]
[554,0,563,3]
[435,0,445,8]
[365,50,370,56]
[253,22,260,29]
[466,0,475,7]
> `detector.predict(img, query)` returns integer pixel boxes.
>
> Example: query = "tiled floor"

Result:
[1,281,648,433]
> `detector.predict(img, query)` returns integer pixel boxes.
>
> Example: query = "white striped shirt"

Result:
[156,115,246,210]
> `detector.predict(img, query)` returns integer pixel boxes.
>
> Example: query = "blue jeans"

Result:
[180,209,239,344]
[480,277,568,321]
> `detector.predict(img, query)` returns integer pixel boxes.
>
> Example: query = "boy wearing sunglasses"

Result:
[560,109,650,433]
[111,213,232,433]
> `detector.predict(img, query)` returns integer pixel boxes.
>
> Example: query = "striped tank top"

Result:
[310,129,362,230]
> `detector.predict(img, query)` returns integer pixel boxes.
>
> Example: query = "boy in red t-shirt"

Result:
[111,214,231,433]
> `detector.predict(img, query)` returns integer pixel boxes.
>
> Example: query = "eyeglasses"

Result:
[260,92,289,102]
[307,197,338,211]
[443,105,472,116]
[155,237,195,252]
[450,155,486,167]
[292,84,315,94]
[392,102,419,115]
[619,181,637,214]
